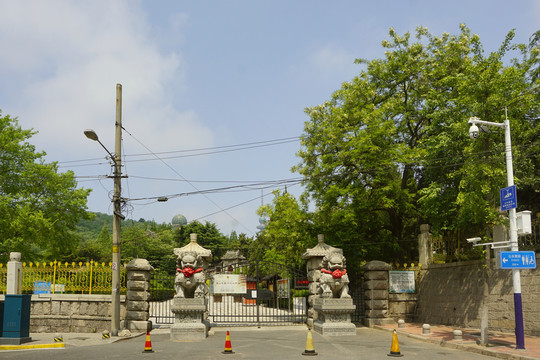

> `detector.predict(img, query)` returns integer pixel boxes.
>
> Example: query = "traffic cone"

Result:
[143,331,154,353]
[302,329,318,356]
[388,329,403,357]
[222,331,234,354]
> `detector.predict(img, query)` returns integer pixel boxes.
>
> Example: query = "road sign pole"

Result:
[504,118,525,350]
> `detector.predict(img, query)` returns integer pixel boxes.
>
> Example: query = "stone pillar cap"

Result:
[361,260,391,271]
[126,258,154,271]
[174,233,212,261]
[9,252,21,262]
[301,234,342,259]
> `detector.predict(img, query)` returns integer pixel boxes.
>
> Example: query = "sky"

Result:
[1,1,539,237]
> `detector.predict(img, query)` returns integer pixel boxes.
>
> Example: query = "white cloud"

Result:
[0,0,213,161]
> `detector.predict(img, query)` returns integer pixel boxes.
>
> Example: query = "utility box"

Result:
[0,300,4,335]
[1,294,32,344]
[517,211,532,235]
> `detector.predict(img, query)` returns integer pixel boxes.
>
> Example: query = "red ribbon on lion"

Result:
[321,268,346,279]
[177,267,204,278]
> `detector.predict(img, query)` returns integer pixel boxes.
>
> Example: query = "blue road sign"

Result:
[500,251,536,269]
[500,185,517,211]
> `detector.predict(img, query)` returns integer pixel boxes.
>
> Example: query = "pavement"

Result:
[375,323,540,360]
[1,323,540,359]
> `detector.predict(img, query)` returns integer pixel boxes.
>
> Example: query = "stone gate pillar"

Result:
[362,260,394,327]
[418,224,432,266]
[123,258,154,332]
[7,252,23,294]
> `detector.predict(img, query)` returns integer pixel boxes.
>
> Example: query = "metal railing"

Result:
[0,260,127,294]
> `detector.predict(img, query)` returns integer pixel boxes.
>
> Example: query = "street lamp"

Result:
[467,111,525,349]
[84,84,123,336]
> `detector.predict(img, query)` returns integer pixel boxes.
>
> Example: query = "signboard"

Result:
[500,251,537,269]
[295,278,309,289]
[500,185,517,211]
[389,271,415,294]
[34,281,51,294]
[277,279,290,299]
[212,274,247,294]
[244,289,274,300]
[293,297,306,316]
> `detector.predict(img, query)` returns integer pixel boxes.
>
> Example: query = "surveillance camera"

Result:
[466,237,481,244]
[469,124,479,139]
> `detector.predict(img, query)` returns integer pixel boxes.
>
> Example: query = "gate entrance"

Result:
[208,260,308,326]
[149,260,308,327]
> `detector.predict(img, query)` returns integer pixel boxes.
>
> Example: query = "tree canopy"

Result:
[0,112,92,262]
[293,24,540,264]
[253,190,314,271]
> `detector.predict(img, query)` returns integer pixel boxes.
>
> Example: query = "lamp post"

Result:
[468,111,524,349]
[84,84,123,336]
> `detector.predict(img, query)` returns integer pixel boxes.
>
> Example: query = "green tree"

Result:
[0,112,91,262]
[178,221,228,261]
[294,25,540,264]
[225,231,253,259]
[121,223,176,273]
[253,190,313,271]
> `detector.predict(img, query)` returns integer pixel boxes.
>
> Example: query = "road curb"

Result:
[0,342,65,351]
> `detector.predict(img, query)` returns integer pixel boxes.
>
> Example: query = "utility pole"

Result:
[111,83,123,336]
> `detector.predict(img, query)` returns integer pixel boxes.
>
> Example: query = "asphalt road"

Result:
[0,327,494,360]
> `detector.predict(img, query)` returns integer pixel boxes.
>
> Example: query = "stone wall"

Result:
[388,293,417,322]
[0,294,127,333]
[415,255,540,336]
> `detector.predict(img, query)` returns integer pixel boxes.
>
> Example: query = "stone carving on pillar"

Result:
[318,252,351,299]
[171,233,212,341]
[302,234,340,329]
[303,235,356,336]
[175,251,207,298]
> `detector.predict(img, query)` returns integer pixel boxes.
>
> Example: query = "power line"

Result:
[127,178,303,201]
[126,175,304,184]
[193,182,300,222]
[121,125,255,235]
[58,136,299,168]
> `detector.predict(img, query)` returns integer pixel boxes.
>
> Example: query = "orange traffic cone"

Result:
[302,329,318,356]
[143,331,154,353]
[222,331,234,354]
[388,329,403,357]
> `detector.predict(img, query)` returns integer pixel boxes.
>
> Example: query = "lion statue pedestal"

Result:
[170,234,212,341]
[313,298,356,336]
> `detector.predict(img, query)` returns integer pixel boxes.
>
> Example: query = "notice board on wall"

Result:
[389,271,415,294]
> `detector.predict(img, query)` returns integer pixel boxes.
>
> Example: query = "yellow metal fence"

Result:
[0,260,127,295]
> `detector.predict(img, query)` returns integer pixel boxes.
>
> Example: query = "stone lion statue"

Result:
[318,252,351,299]
[174,251,207,298]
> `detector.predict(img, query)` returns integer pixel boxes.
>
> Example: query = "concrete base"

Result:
[313,320,356,336]
[170,322,209,341]
[313,298,356,336]
[122,320,152,332]
[0,337,32,345]
[363,317,395,327]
